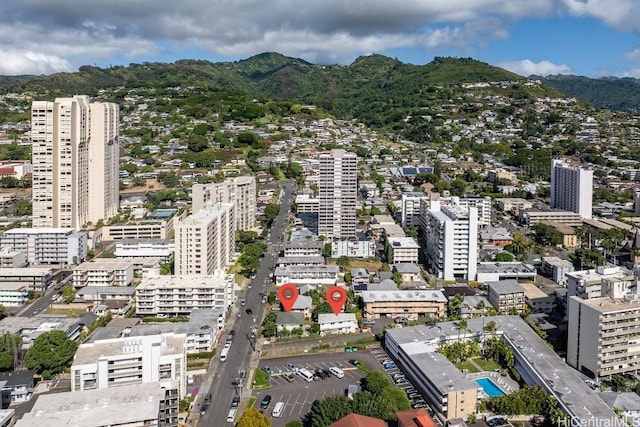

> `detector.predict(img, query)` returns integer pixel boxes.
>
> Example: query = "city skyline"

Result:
[0,1,639,78]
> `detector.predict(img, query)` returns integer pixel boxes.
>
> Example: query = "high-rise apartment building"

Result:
[31,95,119,230]
[174,203,234,276]
[550,159,593,219]
[422,201,478,281]
[191,176,256,231]
[318,149,357,239]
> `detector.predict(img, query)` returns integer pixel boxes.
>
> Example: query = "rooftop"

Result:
[318,313,357,324]
[73,260,136,271]
[487,279,525,295]
[477,262,537,275]
[361,290,447,303]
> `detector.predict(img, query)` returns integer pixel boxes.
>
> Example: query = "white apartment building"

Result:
[71,332,187,398]
[283,241,324,257]
[550,159,593,219]
[566,266,634,301]
[135,271,236,317]
[401,192,429,228]
[0,228,87,265]
[31,95,119,230]
[450,196,492,227]
[318,313,358,335]
[72,260,135,288]
[174,203,234,276]
[487,280,526,314]
[191,176,256,231]
[100,219,175,240]
[0,268,53,294]
[318,149,357,239]
[331,237,376,259]
[274,265,340,287]
[0,248,26,268]
[0,284,28,307]
[568,295,640,378]
[114,239,175,261]
[295,194,319,214]
[423,202,478,281]
[386,237,420,264]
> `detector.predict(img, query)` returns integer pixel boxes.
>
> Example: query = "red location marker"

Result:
[278,283,299,313]
[326,286,347,315]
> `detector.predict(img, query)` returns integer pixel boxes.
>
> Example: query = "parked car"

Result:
[392,373,406,379]
[394,377,408,384]
[349,359,360,367]
[286,363,297,372]
[260,395,272,410]
[187,374,195,385]
[204,393,212,405]
[405,388,417,395]
[412,402,427,409]
[261,366,274,375]
[231,396,240,408]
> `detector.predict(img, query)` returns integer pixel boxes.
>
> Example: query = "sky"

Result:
[0,0,639,78]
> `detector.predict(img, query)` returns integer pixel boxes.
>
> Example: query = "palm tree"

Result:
[456,318,468,341]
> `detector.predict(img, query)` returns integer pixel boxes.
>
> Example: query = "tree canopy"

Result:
[236,407,271,427]
[24,330,78,379]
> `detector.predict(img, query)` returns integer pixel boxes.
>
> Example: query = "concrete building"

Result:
[72,260,135,288]
[541,256,575,285]
[318,313,358,335]
[191,176,256,231]
[331,237,377,259]
[71,332,186,398]
[423,202,478,281]
[551,159,593,219]
[487,280,526,314]
[174,203,234,276]
[276,256,325,267]
[361,290,447,320]
[0,248,26,268]
[114,239,175,261]
[568,295,640,378]
[31,95,119,230]
[318,149,357,239]
[450,196,492,227]
[274,265,339,287]
[295,194,319,213]
[0,370,36,405]
[100,219,175,241]
[475,262,537,283]
[16,382,179,427]
[0,283,29,307]
[401,192,429,228]
[283,240,324,258]
[495,198,533,214]
[521,283,555,313]
[0,268,53,294]
[386,237,420,264]
[135,272,235,317]
[520,209,584,227]
[0,228,87,265]
[566,266,634,301]
[385,316,615,421]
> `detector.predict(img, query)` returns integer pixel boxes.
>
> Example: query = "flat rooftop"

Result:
[574,296,640,313]
[73,333,186,366]
[566,266,633,284]
[74,260,135,271]
[361,290,447,303]
[388,316,614,420]
[487,279,525,295]
[15,382,168,427]
[477,262,536,275]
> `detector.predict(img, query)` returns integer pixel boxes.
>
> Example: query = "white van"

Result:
[297,368,314,382]
[329,367,344,379]
[272,401,285,418]
[226,408,237,423]
[220,346,230,362]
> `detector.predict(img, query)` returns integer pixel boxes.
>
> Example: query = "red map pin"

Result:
[278,283,299,313]
[326,286,347,315]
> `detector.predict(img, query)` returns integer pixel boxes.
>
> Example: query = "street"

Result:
[199,180,295,426]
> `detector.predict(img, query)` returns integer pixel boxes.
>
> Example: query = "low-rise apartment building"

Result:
[385,237,420,264]
[0,248,26,268]
[0,268,53,294]
[487,280,526,314]
[283,241,324,258]
[361,290,447,320]
[71,332,187,398]
[113,239,174,261]
[331,237,377,259]
[135,271,235,317]
[521,283,555,313]
[274,265,339,287]
[72,260,135,288]
[318,313,358,335]
[0,228,87,265]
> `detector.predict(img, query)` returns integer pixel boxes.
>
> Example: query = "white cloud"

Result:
[624,48,640,60]
[499,59,572,76]
[562,0,640,32]
[0,0,557,73]
[0,50,72,75]
[618,68,640,78]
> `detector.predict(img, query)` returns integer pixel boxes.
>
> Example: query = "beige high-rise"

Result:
[31,95,119,230]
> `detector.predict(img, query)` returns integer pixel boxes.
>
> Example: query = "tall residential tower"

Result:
[550,159,593,219]
[31,95,119,230]
[318,149,357,239]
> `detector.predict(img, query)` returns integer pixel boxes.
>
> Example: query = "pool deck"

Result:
[467,369,520,396]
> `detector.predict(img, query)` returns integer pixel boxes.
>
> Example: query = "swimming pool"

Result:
[475,377,505,397]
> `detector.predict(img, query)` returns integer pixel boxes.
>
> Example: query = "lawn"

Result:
[455,360,480,373]
[247,397,256,408]
[473,357,501,372]
[253,369,270,389]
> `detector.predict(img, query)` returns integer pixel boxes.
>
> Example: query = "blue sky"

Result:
[0,0,638,78]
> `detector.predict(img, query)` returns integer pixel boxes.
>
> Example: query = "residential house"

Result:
[318,313,358,336]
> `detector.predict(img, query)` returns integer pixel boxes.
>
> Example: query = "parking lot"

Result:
[253,350,381,426]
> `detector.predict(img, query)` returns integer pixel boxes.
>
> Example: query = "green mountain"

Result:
[536,74,640,112]
[0,52,562,130]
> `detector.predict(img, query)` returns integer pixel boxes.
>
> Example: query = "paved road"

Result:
[199,180,295,426]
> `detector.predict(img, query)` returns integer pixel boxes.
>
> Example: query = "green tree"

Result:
[187,135,209,152]
[322,243,332,258]
[0,333,18,371]
[495,252,514,262]
[62,285,75,303]
[312,301,333,322]
[336,256,350,272]
[379,386,411,411]
[13,198,32,216]
[362,371,390,394]
[236,406,271,427]
[264,203,281,225]
[24,330,78,379]
[351,391,391,420]
[310,395,352,427]
[285,422,303,427]
[160,172,180,188]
